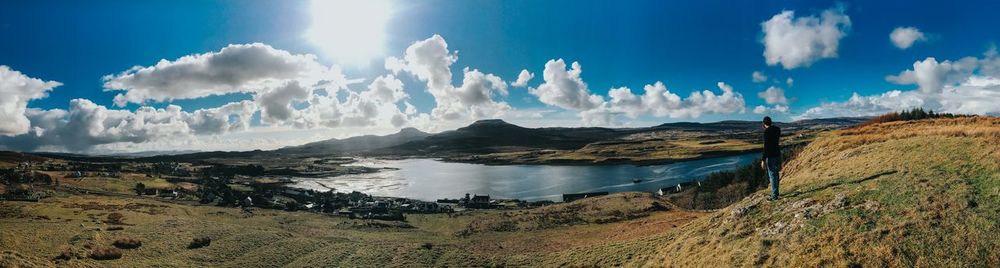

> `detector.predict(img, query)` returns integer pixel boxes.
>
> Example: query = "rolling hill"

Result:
[276,127,431,156]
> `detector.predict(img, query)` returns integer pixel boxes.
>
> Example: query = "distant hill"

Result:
[375,119,629,155]
[275,127,430,156]
[32,117,869,161]
[375,118,869,156]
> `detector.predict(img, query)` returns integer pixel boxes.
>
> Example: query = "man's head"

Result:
[762,116,773,128]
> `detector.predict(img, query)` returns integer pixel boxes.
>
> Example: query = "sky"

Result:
[1,0,1000,153]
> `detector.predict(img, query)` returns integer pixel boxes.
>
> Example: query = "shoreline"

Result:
[287,152,762,203]
[432,148,763,167]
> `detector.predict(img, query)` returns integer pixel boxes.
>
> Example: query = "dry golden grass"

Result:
[542,116,1000,267]
[0,191,699,267]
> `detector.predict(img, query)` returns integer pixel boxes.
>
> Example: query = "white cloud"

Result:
[289,76,411,129]
[526,58,747,125]
[786,77,794,87]
[753,105,789,115]
[797,50,1000,119]
[2,99,257,151]
[752,71,768,83]
[103,43,343,106]
[257,81,312,124]
[529,59,604,111]
[386,35,512,121]
[607,81,746,119]
[185,100,257,135]
[886,56,977,93]
[0,65,62,136]
[757,86,789,105]
[366,74,407,103]
[754,86,790,114]
[761,7,851,69]
[512,69,535,87]
[889,27,927,50]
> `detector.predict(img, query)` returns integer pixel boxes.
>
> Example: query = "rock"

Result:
[827,193,849,209]
[732,199,761,218]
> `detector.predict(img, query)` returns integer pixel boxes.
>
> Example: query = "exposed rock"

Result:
[731,198,762,218]
[827,193,849,209]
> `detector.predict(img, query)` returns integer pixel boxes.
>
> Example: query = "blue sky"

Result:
[2,0,1000,152]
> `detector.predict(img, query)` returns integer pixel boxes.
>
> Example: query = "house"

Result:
[562,191,609,202]
[657,181,700,196]
[466,194,492,209]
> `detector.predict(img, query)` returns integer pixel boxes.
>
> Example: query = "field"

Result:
[0,192,701,267]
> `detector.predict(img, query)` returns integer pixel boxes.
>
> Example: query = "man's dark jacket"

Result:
[763,125,781,158]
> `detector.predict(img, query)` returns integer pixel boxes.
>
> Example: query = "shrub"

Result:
[284,200,300,211]
[113,238,142,249]
[857,108,969,128]
[188,236,211,249]
[89,247,122,260]
[54,248,78,261]
[105,212,124,225]
[134,182,146,196]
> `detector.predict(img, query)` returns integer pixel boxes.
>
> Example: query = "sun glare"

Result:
[306,0,393,66]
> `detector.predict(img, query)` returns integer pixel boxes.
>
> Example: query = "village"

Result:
[0,154,717,226]
[0,155,617,223]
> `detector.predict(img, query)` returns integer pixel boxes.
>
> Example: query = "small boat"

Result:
[632,178,642,183]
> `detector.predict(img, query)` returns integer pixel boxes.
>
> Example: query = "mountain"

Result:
[376,119,629,155]
[376,118,870,157]
[276,127,431,156]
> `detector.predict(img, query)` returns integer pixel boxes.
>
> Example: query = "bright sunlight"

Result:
[306,0,393,66]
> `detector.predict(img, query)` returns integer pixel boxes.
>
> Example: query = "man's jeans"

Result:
[765,156,782,199]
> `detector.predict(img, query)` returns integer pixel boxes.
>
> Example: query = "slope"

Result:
[545,116,1000,267]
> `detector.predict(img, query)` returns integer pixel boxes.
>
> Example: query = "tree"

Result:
[134,182,146,196]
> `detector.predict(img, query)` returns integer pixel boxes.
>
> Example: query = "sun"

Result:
[306,0,393,66]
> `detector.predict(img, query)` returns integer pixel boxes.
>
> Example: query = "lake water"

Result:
[290,153,759,201]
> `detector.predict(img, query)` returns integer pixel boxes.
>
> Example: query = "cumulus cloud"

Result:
[757,86,789,105]
[753,105,789,115]
[890,27,927,50]
[761,7,851,69]
[366,74,407,103]
[525,59,747,125]
[753,86,790,114]
[386,35,511,121]
[289,74,412,129]
[886,56,977,93]
[257,81,312,124]
[0,66,62,136]
[1,99,256,151]
[103,43,342,106]
[798,50,1000,119]
[512,69,534,87]
[185,100,257,135]
[752,71,768,83]
[607,81,746,119]
[529,59,604,111]
[786,77,794,87]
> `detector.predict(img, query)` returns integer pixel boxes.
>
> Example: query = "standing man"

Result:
[761,116,781,201]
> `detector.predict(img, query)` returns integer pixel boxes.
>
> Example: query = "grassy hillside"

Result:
[546,117,1000,266]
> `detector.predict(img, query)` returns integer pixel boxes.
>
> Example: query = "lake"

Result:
[290,153,759,201]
